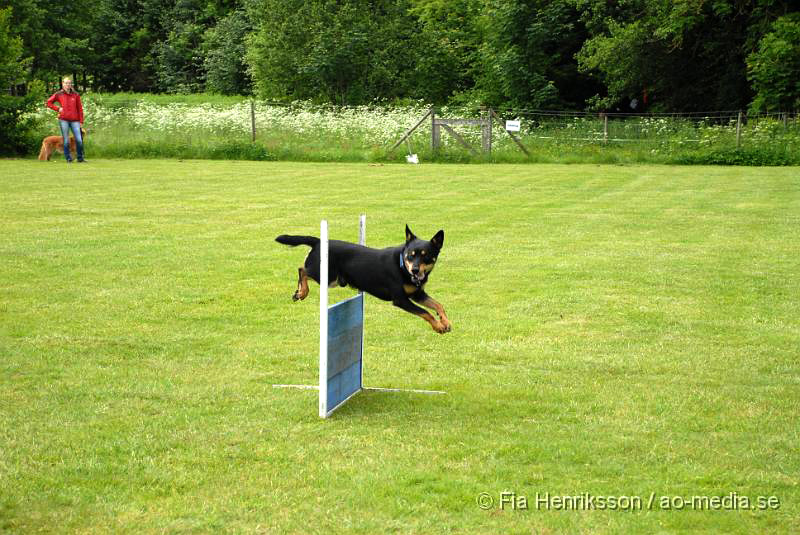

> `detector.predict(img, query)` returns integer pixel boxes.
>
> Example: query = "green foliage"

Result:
[153,22,207,93]
[0,83,45,156]
[207,140,272,160]
[747,13,800,112]
[203,10,253,95]
[677,147,798,166]
[0,7,42,155]
[574,0,780,112]
[90,0,161,92]
[246,0,429,104]
[0,6,27,85]
[576,18,651,110]
[4,0,93,83]
[474,0,598,109]
[87,0,245,92]
[408,0,482,103]
[4,0,800,111]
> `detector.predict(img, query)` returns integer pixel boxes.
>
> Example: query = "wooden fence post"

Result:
[481,107,491,154]
[736,110,742,149]
[250,100,256,142]
[431,108,440,152]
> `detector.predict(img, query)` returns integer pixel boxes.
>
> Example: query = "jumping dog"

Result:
[276,225,451,334]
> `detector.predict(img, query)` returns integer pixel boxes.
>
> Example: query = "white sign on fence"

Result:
[505,120,521,132]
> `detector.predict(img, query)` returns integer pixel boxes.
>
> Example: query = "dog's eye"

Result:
[408,252,415,258]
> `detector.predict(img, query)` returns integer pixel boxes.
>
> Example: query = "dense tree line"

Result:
[2,0,799,112]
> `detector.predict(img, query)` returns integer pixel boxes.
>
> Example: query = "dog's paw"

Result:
[433,321,451,334]
[292,287,309,301]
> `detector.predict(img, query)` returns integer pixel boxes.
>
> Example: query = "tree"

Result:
[152,0,224,93]
[747,13,800,112]
[473,0,601,109]
[3,0,95,88]
[153,22,207,93]
[407,0,482,103]
[89,0,164,91]
[246,0,432,104]
[0,6,42,155]
[0,7,26,85]
[203,9,252,95]
[574,0,798,112]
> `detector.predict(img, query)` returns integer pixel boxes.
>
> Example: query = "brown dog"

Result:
[38,128,87,161]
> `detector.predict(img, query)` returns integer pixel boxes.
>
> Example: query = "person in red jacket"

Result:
[46,77,86,163]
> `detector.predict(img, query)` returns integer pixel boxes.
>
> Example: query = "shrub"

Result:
[675,147,797,166]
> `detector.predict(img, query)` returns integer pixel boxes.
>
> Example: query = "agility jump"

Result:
[274,215,445,418]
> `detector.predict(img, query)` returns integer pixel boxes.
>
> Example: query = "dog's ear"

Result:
[431,230,444,250]
[405,224,416,243]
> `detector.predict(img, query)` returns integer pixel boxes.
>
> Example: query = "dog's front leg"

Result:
[393,296,449,334]
[412,292,452,333]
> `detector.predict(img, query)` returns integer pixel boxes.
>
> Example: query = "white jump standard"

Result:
[318,218,365,417]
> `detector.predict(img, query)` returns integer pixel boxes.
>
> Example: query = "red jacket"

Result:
[46,90,84,123]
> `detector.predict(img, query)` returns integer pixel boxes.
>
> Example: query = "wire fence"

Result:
[434,107,798,149]
[36,96,800,162]
[389,106,800,164]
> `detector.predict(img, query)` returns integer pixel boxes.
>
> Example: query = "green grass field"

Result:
[1,160,798,534]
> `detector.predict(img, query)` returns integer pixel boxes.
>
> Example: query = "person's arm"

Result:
[46,93,60,113]
[77,94,84,124]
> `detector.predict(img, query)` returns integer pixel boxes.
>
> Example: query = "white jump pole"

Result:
[358,214,366,389]
[318,220,329,418]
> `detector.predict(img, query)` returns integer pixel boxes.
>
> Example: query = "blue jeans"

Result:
[58,120,84,161]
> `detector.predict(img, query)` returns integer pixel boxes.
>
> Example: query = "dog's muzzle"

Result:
[401,252,425,286]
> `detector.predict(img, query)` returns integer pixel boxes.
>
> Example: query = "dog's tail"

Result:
[275,235,319,247]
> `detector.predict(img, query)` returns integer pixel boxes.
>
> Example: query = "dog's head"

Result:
[402,224,444,286]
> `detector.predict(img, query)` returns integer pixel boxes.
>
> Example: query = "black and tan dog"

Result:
[276,225,451,334]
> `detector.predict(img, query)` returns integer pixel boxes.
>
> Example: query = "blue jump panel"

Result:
[326,294,363,412]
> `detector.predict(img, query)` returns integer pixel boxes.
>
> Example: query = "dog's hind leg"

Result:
[293,267,310,301]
